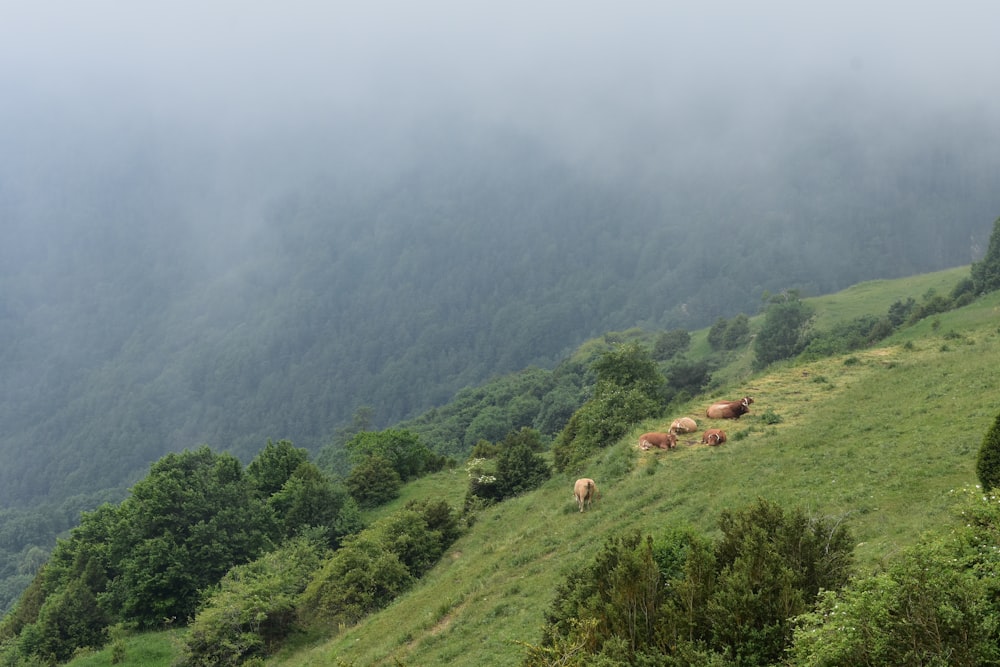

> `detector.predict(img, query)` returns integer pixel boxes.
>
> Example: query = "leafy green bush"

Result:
[346,454,402,508]
[976,410,1000,491]
[798,315,881,360]
[345,429,438,482]
[553,385,659,472]
[465,428,551,507]
[532,500,853,666]
[653,329,691,360]
[790,487,1000,666]
[297,502,461,628]
[971,216,1000,294]
[553,344,664,472]
[268,462,363,548]
[754,294,814,368]
[183,537,323,667]
[104,448,275,628]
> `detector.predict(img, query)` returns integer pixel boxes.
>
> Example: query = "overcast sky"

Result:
[3,1,998,132]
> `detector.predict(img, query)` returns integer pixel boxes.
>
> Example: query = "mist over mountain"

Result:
[2,3,1000,510]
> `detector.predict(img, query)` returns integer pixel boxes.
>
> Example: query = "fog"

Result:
[4,2,998,137]
[3,1,1000,497]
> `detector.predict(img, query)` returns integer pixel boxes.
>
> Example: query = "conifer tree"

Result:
[976,410,1000,491]
[971,217,1000,294]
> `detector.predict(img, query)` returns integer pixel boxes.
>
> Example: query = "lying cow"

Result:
[706,396,754,419]
[701,429,727,445]
[574,478,598,512]
[639,431,677,450]
[669,417,698,434]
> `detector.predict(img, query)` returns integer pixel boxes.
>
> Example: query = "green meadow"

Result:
[68,266,1000,667]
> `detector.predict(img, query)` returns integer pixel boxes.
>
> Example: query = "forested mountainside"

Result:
[3,264,998,666]
[2,104,1000,514]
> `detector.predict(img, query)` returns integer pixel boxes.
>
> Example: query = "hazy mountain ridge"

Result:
[2,103,1000,511]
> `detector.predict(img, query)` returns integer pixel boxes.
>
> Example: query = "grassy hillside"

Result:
[67,266,998,667]
[274,268,992,667]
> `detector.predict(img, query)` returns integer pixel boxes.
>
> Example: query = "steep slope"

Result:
[274,280,997,667]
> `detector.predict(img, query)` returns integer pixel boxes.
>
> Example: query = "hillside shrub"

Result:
[104,447,275,628]
[552,385,659,472]
[183,536,323,667]
[346,454,402,508]
[664,360,711,398]
[887,297,917,326]
[653,329,691,360]
[790,487,1000,666]
[2,442,349,663]
[247,439,310,498]
[553,344,664,472]
[754,294,814,368]
[345,429,439,482]
[791,542,998,667]
[710,314,751,351]
[798,315,881,360]
[971,216,1000,294]
[267,462,363,548]
[464,429,550,508]
[531,500,853,666]
[297,501,461,628]
[976,410,1000,491]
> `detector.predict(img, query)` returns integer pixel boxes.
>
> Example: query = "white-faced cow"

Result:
[638,431,677,451]
[574,478,598,512]
[669,417,698,434]
[701,429,727,445]
[706,396,754,420]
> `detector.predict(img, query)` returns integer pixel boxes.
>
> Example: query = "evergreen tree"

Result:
[976,410,1000,491]
[971,217,1000,294]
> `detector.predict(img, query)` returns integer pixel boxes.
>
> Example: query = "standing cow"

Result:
[638,432,677,450]
[574,478,598,512]
[669,417,698,434]
[706,396,754,419]
[701,429,727,445]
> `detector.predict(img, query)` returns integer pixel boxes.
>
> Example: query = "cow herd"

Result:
[574,395,755,512]
[637,395,752,451]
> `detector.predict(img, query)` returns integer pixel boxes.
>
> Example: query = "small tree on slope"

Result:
[971,216,1000,295]
[976,410,1000,491]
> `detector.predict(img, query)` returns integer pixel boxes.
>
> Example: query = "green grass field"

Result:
[69,266,1000,667]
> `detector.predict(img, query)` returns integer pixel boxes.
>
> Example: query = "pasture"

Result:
[66,267,1000,667]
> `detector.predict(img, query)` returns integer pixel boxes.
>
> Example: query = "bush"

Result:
[976,410,1000,491]
[552,385,660,472]
[971,216,1000,294]
[533,500,854,666]
[297,502,461,628]
[653,329,691,360]
[754,294,814,368]
[346,454,402,508]
[183,537,323,666]
[791,525,1000,665]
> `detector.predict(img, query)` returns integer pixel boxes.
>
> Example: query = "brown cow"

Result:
[574,478,598,512]
[669,417,698,434]
[706,396,754,419]
[638,432,677,450]
[701,429,727,445]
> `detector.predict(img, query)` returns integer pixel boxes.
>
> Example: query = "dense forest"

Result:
[2,99,1000,616]
[3,251,1000,665]
[2,106,999,511]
